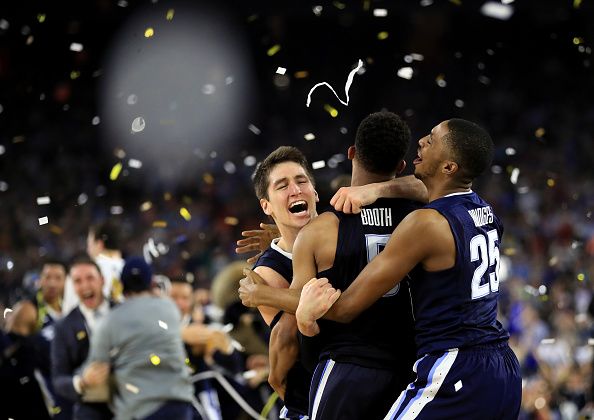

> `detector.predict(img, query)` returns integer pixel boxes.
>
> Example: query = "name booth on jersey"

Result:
[360,208,393,227]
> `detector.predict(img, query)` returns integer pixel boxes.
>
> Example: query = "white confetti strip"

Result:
[38,216,48,225]
[243,370,258,379]
[312,160,326,170]
[201,84,216,95]
[505,147,516,156]
[110,206,123,215]
[131,117,145,133]
[373,8,388,17]
[397,67,413,80]
[92,116,101,125]
[244,156,257,167]
[420,0,433,6]
[454,380,463,392]
[510,168,520,185]
[588,338,594,346]
[69,42,83,52]
[37,196,50,205]
[276,67,287,75]
[127,94,138,105]
[0,19,9,30]
[540,338,556,345]
[158,320,168,330]
[248,124,261,135]
[128,158,142,168]
[3,308,13,318]
[480,2,514,20]
[125,383,140,394]
[304,133,316,141]
[306,59,364,107]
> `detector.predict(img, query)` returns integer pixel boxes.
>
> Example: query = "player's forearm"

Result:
[381,176,428,203]
[255,286,300,313]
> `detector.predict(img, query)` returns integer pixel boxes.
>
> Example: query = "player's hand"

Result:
[238,269,266,307]
[82,361,110,388]
[235,223,280,264]
[296,278,341,336]
[330,185,378,214]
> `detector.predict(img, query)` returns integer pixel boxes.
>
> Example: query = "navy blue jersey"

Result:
[313,198,420,372]
[411,191,509,356]
[253,239,310,417]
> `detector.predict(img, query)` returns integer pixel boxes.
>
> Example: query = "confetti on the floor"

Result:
[39,216,49,225]
[306,59,363,107]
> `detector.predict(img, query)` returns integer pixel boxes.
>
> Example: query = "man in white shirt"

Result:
[51,256,112,420]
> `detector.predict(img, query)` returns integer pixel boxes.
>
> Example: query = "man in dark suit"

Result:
[51,256,112,420]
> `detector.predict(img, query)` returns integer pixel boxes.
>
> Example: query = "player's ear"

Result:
[347,146,356,160]
[260,198,272,216]
[314,189,319,202]
[395,160,406,175]
[442,160,458,175]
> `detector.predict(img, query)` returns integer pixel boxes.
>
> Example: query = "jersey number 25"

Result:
[469,229,500,300]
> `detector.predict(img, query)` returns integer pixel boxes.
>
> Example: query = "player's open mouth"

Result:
[288,200,308,215]
[413,155,422,165]
[82,291,96,305]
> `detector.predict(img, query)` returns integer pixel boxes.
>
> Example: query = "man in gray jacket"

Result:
[82,257,194,420]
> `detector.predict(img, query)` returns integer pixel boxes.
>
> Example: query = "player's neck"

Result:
[350,169,393,187]
[427,179,472,202]
[276,225,300,253]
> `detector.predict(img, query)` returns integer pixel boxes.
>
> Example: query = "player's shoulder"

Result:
[301,211,339,234]
[400,208,450,233]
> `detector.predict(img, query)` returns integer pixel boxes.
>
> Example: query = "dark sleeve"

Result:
[51,323,79,402]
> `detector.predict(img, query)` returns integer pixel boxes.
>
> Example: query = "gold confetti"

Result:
[49,225,63,235]
[70,70,80,80]
[182,196,192,205]
[377,31,389,40]
[449,0,462,5]
[578,273,585,281]
[503,248,516,256]
[267,44,281,56]
[144,27,154,38]
[224,217,239,226]
[164,192,172,201]
[324,104,338,118]
[180,207,191,221]
[166,9,175,20]
[203,173,214,184]
[573,37,584,45]
[247,14,258,23]
[546,178,555,187]
[150,354,161,365]
[76,330,87,340]
[185,357,190,365]
[13,135,26,143]
[535,127,546,138]
[574,0,582,8]
[294,71,309,79]
[110,162,123,181]
[363,0,371,11]
[152,220,167,228]
[140,201,152,212]
[333,1,346,9]
[37,14,46,23]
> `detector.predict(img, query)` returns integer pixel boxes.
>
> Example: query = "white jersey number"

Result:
[365,234,400,297]
[470,229,500,300]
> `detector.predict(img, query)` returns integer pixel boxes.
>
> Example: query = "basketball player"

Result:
[296,119,522,419]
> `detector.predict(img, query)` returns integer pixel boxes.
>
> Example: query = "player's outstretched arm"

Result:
[268,313,299,400]
[330,175,428,214]
[235,223,280,264]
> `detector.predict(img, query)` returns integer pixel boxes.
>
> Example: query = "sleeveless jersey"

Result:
[411,191,509,355]
[312,198,420,373]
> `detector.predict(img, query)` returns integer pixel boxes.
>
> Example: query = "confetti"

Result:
[540,338,556,345]
[152,220,167,228]
[397,67,414,80]
[480,2,514,20]
[166,9,175,20]
[420,0,433,6]
[127,94,138,105]
[203,173,214,184]
[324,104,338,117]
[201,84,216,95]
[276,67,287,75]
[449,0,462,5]
[0,19,9,30]
[294,71,309,79]
[20,376,30,385]
[340,127,348,134]
[510,168,520,185]
[306,59,363,108]
[248,124,261,135]
[158,320,168,330]
[92,116,100,125]
[535,128,545,138]
[224,217,239,226]
[117,0,128,6]
[6,260,13,270]
[150,354,161,365]
[131,117,146,133]
[110,162,123,181]
[312,5,323,16]
[588,338,594,346]
[180,207,191,221]
[267,45,281,56]
[70,71,80,80]
[37,196,50,205]
[436,74,447,87]
[312,160,326,170]
[373,9,388,17]
[223,161,236,174]
[125,383,140,394]
[244,156,257,166]
[144,27,154,38]
[377,32,389,40]
[546,178,555,187]
[69,42,83,52]
[243,370,258,379]
[304,133,316,141]
[110,206,123,215]
[3,308,12,318]
[454,380,463,392]
[225,76,234,85]
[128,158,142,168]
[77,193,88,205]
[109,347,120,357]
[577,273,585,281]
[333,1,346,10]
[454,99,465,108]
[573,0,582,8]
[76,330,86,340]
[505,147,516,156]
[39,216,49,225]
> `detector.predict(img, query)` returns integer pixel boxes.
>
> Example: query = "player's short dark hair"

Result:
[41,257,67,272]
[89,222,121,250]
[69,254,102,278]
[355,111,411,175]
[252,146,315,200]
[444,119,494,180]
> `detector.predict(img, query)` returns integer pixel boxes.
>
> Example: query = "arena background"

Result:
[1,0,594,418]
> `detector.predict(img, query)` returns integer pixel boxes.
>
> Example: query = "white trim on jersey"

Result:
[271,237,293,260]
[311,359,336,420]
[443,190,474,198]
[384,349,458,420]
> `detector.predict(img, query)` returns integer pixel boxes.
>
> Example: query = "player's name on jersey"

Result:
[467,206,494,227]
[360,208,393,227]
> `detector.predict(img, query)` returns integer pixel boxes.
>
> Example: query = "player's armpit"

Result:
[268,313,299,400]
[325,209,437,323]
